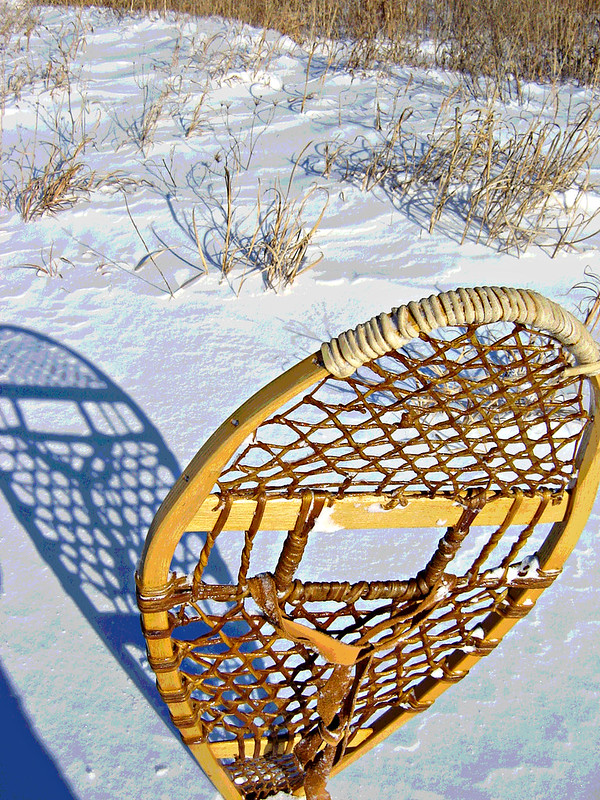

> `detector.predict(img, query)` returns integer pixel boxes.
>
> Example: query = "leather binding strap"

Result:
[248,494,487,800]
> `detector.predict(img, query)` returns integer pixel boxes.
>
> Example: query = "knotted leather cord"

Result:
[173,493,571,798]
[246,492,363,799]
[468,490,524,584]
[247,492,363,799]
[419,489,488,590]
[248,573,363,667]
[248,491,368,800]
[294,662,357,800]
[274,492,327,592]
[248,573,362,800]
[248,493,488,800]
[499,490,552,572]
[192,494,233,591]
[237,494,266,588]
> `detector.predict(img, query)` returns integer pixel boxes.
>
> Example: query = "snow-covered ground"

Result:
[1,6,600,799]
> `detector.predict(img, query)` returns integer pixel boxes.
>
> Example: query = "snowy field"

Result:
[1,5,600,799]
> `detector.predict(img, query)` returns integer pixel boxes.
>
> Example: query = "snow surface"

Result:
[1,5,600,800]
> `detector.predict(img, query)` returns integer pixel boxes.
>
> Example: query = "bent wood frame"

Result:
[137,290,600,800]
[138,356,327,798]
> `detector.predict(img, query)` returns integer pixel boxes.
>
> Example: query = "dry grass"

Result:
[358,107,413,192]
[128,80,177,154]
[432,0,600,92]
[572,267,600,335]
[248,181,328,291]
[407,105,600,254]
[0,0,39,42]
[182,86,209,138]
[3,1,600,292]
[220,100,277,173]
[38,0,600,91]
[321,101,600,256]
[124,193,177,297]
[5,140,98,220]
[16,243,69,278]
[190,161,327,291]
[1,136,133,221]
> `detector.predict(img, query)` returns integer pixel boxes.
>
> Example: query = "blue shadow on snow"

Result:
[0,326,232,785]
[0,659,76,800]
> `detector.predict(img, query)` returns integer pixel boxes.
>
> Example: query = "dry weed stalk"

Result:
[222,99,277,172]
[222,165,234,276]
[246,142,328,290]
[40,0,600,92]
[191,165,244,281]
[360,106,413,191]
[183,84,209,137]
[251,182,328,291]
[321,139,346,178]
[124,193,175,297]
[572,268,600,336]
[129,80,174,153]
[192,207,209,274]
[404,104,600,254]
[191,155,328,292]
[16,243,69,278]
[12,140,98,220]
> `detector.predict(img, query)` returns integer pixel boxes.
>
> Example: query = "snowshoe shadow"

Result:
[0,660,77,800]
[0,326,233,723]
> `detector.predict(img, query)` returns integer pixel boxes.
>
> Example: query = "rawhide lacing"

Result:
[320,286,600,379]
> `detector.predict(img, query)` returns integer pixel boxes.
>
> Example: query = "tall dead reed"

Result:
[6,141,98,220]
[249,182,328,290]
[324,102,600,255]
[405,105,600,254]
[191,162,327,292]
[41,0,600,90]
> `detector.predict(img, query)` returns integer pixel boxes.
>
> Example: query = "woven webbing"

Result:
[168,493,565,799]
[219,322,589,498]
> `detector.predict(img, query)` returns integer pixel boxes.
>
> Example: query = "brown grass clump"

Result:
[324,102,600,255]
[0,0,39,42]
[249,182,328,290]
[190,162,327,292]
[1,136,136,222]
[9,141,99,221]
[407,105,600,254]
[40,0,600,90]
[433,0,600,90]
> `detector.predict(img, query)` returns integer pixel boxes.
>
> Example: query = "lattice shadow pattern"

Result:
[0,327,229,709]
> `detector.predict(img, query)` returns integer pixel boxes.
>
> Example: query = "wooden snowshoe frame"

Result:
[137,287,600,800]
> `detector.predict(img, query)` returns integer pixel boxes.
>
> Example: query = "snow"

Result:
[313,504,344,532]
[1,4,600,800]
